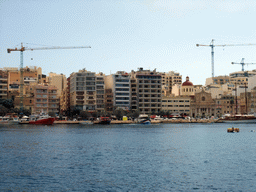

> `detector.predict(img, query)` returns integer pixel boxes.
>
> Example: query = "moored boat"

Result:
[29,113,55,125]
[221,114,256,123]
[138,114,151,124]
[9,117,19,124]
[19,116,30,124]
[0,116,10,124]
[98,117,111,124]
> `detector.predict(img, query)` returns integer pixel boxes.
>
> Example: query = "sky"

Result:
[1,0,256,85]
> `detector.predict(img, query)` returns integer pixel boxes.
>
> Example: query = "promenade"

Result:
[54,118,221,124]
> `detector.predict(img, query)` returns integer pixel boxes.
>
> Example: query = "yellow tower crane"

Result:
[196,39,256,78]
[7,43,91,111]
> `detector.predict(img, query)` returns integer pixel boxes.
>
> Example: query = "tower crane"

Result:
[231,58,256,72]
[196,39,256,78]
[7,43,91,111]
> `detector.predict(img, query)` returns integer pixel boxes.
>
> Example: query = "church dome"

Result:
[182,76,193,86]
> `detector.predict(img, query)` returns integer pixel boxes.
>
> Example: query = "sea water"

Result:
[0,123,256,191]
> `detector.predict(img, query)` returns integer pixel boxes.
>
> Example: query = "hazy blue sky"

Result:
[1,0,256,85]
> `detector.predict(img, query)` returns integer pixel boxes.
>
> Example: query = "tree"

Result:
[0,105,8,116]
[80,111,90,120]
[2,99,14,109]
[131,110,140,119]
[113,108,125,120]
[70,107,81,117]
[48,112,56,117]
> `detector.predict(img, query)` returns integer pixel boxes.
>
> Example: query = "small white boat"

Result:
[19,116,30,124]
[138,114,151,124]
[0,116,10,124]
[9,117,19,124]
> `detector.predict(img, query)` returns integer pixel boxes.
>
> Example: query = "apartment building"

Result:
[161,71,182,96]
[130,68,162,114]
[246,88,256,114]
[0,69,8,100]
[48,72,67,97]
[60,77,71,115]
[7,66,42,92]
[205,75,230,86]
[70,69,105,112]
[105,89,113,113]
[105,71,130,110]
[162,95,191,115]
[95,73,105,113]
[229,70,256,86]
[34,85,59,114]
[13,95,34,112]
[215,95,236,117]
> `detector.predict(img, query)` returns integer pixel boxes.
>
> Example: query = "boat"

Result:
[97,117,111,124]
[221,114,256,123]
[8,117,19,124]
[19,116,30,124]
[0,116,10,124]
[227,127,240,133]
[138,114,151,124]
[29,113,55,125]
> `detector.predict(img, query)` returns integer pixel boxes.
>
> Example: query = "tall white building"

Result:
[105,71,130,110]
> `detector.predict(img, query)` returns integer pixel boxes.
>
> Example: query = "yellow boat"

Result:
[227,127,240,133]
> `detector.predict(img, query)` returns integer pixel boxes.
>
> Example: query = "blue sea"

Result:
[1,123,256,191]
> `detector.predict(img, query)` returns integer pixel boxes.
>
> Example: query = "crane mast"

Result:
[196,39,256,78]
[7,43,91,111]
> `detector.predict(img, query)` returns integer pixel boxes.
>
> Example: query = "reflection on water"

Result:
[1,123,256,191]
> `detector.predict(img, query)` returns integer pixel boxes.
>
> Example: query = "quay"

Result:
[53,119,222,124]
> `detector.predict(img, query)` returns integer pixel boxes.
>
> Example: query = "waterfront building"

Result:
[60,77,70,116]
[38,74,47,84]
[13,95,34,112]
[33,84,59,114]
[70,69,96,111]
[0,69,8,101]
[246,88,256,114]
[7,66,42,93]
[130,76,137,111]
[190,89,216,118]
[70,69,105,113]
[205,84,234,99]
[48,72,67,97]
[248,75,256,91]
[130,68,162,114]
[105,71,130,111]
[161,71,182,96]
[105,89,113,113]
[95,73,105,113]
[215,94,236,117]
[205,75,230,86]
[162,95,191,115]
[229,70,256,86]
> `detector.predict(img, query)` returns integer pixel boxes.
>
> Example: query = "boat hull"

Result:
[98,120,111,124]
[29,117,55,125]
[139,120,151,124]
